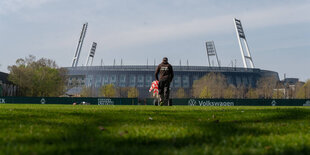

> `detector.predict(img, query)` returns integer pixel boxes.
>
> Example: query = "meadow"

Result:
[0,104,309,155]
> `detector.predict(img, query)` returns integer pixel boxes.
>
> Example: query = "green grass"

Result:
[0,105,310,155]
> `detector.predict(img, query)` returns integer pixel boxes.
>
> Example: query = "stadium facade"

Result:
[65,65,279,98]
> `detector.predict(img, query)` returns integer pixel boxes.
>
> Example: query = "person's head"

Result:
[163,57,168,63]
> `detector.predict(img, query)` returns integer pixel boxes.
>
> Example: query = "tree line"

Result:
[90,72,310,99]
[80,84,139,98]
[7,56,310,98]
[187,72,310,99]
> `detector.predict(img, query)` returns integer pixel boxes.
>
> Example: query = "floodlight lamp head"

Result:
[206,41,216,55]
[234,18,246,39]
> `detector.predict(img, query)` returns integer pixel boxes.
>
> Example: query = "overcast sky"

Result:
[0,0,309,81]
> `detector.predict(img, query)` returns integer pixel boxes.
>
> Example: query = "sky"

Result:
[0,0,309,81]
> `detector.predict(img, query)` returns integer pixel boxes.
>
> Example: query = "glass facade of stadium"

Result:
[65,65,279,98]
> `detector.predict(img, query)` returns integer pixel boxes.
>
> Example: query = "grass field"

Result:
[0,104,310,155]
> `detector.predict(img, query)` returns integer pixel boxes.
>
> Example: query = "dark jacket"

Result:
[155,62,174,82]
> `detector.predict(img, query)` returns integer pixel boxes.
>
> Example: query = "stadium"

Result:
[65,19,279,98]
[66,65,279,98]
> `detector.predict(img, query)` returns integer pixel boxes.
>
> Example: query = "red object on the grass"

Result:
[149,81,159,96]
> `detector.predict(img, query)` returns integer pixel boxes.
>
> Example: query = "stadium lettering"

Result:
[188,99,234,106]
[198,100,234,106]
[0,98,5,104]
[98,98,114,105]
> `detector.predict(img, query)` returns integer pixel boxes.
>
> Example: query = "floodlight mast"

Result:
[85,42,97,66]
[206,41,220,67]
[72,22,88,67]
[233,18,254,68]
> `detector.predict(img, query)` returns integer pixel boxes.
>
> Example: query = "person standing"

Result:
[155,57,174,106]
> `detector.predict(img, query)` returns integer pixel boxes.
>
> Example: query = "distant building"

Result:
[276,78,305,99]
[282,78,302,86]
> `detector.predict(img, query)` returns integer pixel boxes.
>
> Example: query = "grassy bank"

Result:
[0,104,309,154]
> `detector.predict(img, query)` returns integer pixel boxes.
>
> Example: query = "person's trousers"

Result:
[158,80,170,105]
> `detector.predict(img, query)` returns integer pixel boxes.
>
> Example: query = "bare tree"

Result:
[256,76,278,99]
[80,86,92,97]
[296,80,310,99]
[174,87,187,98]
[99,84,116,97]
[128,87,139,98]
[199,86,212,98]
[192,72,228,98]
[224,85,236,99]
[246,87,258,99]
[235,85,246,99]
[272,82,285,99]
